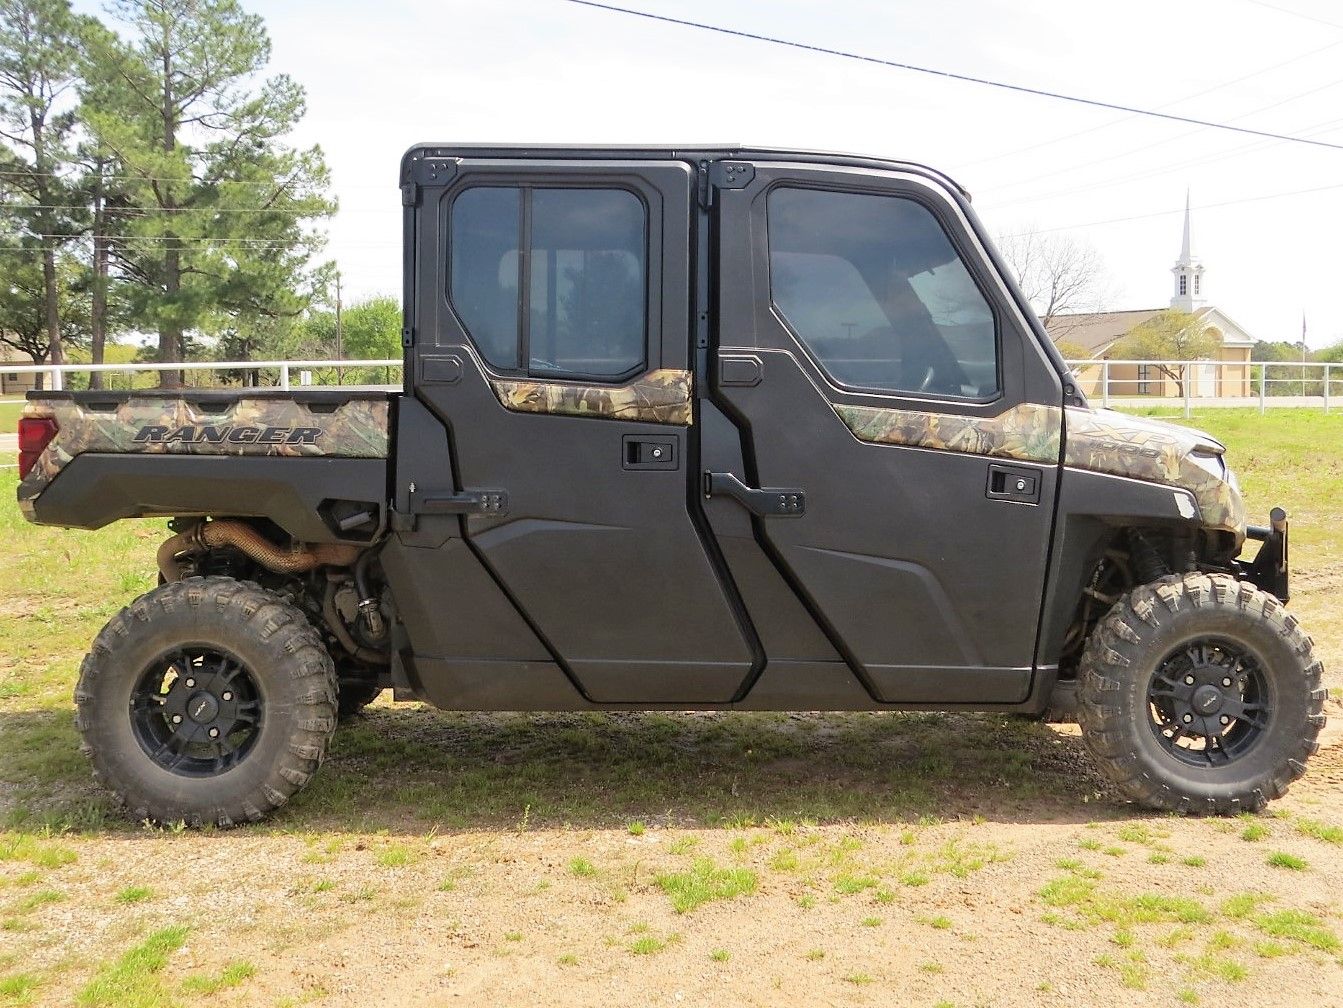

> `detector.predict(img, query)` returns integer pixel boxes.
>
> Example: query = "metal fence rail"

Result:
[1063,359,1338,417]
[0,358,402,394]
[0,357,1337,420]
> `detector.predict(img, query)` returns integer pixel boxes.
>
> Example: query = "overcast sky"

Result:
[250,0,1341,348]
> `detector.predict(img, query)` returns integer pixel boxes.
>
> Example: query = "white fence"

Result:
[0,357,1338,420]
[1064,359,1339,418]
[0,358,402,395]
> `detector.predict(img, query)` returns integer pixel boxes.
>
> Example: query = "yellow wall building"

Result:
[1044,197,1255,400]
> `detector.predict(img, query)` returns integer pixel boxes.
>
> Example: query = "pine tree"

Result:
[82,0,332,386]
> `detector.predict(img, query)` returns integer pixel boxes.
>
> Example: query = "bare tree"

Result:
[996,228,1113,334]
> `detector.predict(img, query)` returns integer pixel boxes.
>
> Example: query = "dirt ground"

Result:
[2,703,1342,1008]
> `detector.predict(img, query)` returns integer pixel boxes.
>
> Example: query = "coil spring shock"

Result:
[1128,529,1170,585]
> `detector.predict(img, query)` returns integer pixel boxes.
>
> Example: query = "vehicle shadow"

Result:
[0,705,1121,836]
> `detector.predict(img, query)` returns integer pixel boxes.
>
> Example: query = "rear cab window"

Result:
[449,186,648,381]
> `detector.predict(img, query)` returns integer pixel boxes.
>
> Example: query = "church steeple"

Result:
[1171,190,1206,311]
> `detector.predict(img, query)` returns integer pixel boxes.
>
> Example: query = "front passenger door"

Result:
[710,163,1065,704]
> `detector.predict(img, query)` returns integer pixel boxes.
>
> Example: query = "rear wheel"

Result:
[1078,572,1326,815]
[75,577,338,827]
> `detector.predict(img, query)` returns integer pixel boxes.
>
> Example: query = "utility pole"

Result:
[335,270,344,361]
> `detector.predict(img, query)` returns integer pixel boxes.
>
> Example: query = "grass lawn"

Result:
[0,401,24,434]
[0,409,1341,1007]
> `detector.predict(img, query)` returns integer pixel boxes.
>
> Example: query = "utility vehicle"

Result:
[17,145,1322,825]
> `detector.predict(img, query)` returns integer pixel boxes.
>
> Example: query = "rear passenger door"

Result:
[407,158,756,703]
[709,162,1065,704]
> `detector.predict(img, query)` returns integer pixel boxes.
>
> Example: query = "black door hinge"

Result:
[410,487,509,517]
[697,160,755,206]
[401,182,419,207]
[401,327,415,348]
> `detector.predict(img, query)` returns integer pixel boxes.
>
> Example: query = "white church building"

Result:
[1044,197,1256,398]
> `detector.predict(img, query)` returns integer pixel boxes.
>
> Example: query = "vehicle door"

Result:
[708,161,1065,703]
[406,156,755,703]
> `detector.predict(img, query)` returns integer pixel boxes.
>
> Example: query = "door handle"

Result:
[703,471,806,517]
[985,463,1041,505]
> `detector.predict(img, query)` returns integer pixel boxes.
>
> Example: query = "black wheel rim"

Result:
[130,646,263,777]
[1147,636,1271,767]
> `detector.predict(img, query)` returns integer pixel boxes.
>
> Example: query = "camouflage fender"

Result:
[1062,408,1246,536]
[833,401,1062,464]
[834,398,1244,537]
[490,368,693,425]
[18,396,389,521]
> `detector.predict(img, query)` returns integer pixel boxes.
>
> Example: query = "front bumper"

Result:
[1241,507,1289,603]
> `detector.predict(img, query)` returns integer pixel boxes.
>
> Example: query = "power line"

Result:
[1243,0,1343,32]
[955,36,1343,170]
[0,203,382,215]
[1003,180,1343,236]
[562,0,1343,152]
[0,167,382,190]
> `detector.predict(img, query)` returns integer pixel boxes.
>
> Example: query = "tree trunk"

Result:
[159,240,183,387]
[89,182,108,390]
[40,246,63,371]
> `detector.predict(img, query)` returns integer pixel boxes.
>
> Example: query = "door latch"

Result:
[986,463,1041,505]
[704,471,805,517]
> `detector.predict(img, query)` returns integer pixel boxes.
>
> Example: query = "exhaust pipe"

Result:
[158,519,361,582]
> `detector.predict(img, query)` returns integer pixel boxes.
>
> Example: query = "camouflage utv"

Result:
[17,145,1320,826]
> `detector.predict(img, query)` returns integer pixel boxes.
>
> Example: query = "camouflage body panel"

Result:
[833,401,1062,464]
[17,395,389,522]
[1062,408,1246,537]
[490,368,693,425]
[834,401,1244,536]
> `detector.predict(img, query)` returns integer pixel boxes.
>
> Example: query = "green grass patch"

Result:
[1294,818,1343,846]
[1096,950,1148,990]
[567,857,597,878]
[628,933,680,956]
[375,844,417,868]
[0,834,76,870]
[655,858,757,913]
[0,972,39,1004]
[1240,823,1270,842]
[1266,851,1308,871]
[8,889,61,915]
[113,886,152,905]
[78,925,189,1007]
[180,962,256,995]
[1039,875,1209,929]
[0,403,23,436]
[1251,909,1339,952]
[709,949,730,962]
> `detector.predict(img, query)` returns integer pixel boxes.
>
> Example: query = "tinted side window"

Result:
[449,186,647,380]
[767,187,998,398]
[451,187,522,370]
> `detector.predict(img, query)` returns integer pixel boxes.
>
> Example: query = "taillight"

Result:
[17,416,58,480]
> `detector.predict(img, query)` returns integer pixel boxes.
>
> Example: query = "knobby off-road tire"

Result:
[75,576,338,827]
[1079,572,1326,815]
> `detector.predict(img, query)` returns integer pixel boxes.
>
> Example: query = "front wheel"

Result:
[1078,572,1326,815]
[75,577,338,827]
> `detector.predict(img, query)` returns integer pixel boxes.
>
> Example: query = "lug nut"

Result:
[184,678,195,688]
[171,714,182,725]
[1222,677,1232,688]
[1183,713,1193,723]
[221,691,233,702]
[1184,675,1195,685]
[1220,716,1230,725]
[208,727,219,739]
